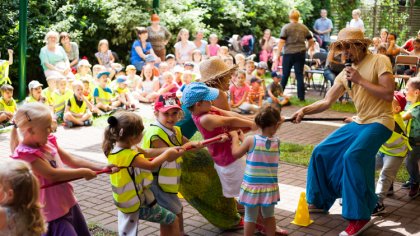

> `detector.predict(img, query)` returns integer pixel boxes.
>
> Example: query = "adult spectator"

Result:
[39,31,75,80]
[130,27,160,72]
[380,28,388,44]
[292,28,394,236]
[174,28,196,65]
[59,32,79,69]
[313,9,333,50]
[259,29,276,62]
[193,30,208,57]
[277,9,314,101]
[349,9,365,32]
[147,14,172,61]
[402,30,420,52]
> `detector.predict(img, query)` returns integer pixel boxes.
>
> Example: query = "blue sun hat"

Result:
[97,70,110,78]
[180,82,219,108]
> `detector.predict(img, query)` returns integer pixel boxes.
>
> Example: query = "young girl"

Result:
[158,72,179,94]
[229,105,286,236]
[403,77,420,198]
[95,39,116,79]
[192,49,202,74]
[75,59,93,82]
[25,80,49,106]
[230,70,252,114]
[207,34,220,57]
[103,111,185,236]
[137,64,160,103]
[11,102,112,235]
[235,54,246,71]
[0,158,46,236]
[141,93,204,236]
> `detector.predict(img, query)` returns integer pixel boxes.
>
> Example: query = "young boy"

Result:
[93,70,116,112]
[64,80,93,128]
[0,84,16,126]
[266,72,290,108]
[113,76,134,110]
[248,77,264,109]
[42,76,59,105]
[51,77,73,122]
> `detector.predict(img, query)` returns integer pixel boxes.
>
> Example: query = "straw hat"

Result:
[199,57,237,83]
[330,28,372,50]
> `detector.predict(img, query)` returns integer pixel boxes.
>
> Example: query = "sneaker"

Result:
[386,183,394,196]
[371,202,385,216]
[339,219,372,236]
[402,181,411,189]
[84,120,92,126]
[65,121,74,128]
[409,183,420,199]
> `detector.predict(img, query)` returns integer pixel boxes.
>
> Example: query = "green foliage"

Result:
[331,0,361,32]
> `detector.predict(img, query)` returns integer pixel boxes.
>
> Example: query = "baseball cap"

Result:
[154,93,182,112]
[257,61,268,70]
[271,71,281,78]
[145,54,156,63]
[126,65,136,71]
[28,80,43,89]
[180,82,219,108]
[393,91,407,110]
[250,77,262,84]
[77,59,92,68]
[97,70,110,78]
[116,76,128,84]
[165,54,175,60]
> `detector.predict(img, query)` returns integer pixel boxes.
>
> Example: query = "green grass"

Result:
[289,96,357,113]
[280,142,409,183]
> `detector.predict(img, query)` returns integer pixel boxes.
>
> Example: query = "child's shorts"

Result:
[244,205,275,223]
[150,178,183,214]
[138,203,177,224]
[214,157,246,198]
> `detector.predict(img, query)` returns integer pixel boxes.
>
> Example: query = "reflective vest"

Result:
[141,125,183,194]
[25,95,49,105]
[379,113,411,157]
[68,96,87,115]
[42,88,54,106]
[108,149,153,213]
[95,86,112,105]
[0,97,16,113]
[406,102,420,138]
[51,90,73,113]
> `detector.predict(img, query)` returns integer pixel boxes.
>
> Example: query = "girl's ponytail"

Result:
[102,116,119,156]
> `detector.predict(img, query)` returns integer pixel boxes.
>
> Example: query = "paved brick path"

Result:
[1,99,420,235]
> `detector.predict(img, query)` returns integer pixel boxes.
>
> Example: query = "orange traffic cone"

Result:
[291,192,313,226]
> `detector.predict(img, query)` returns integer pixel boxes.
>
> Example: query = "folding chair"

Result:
[394,55,419,90]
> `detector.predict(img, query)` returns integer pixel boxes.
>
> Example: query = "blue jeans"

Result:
[306,122,391,220]
[323,68,336,86]
[281,52,306,100]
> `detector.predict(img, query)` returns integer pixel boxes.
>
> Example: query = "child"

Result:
[207,34,220,57]
[93,70,116,112]
[173,66,184,87]
[51,77,73,122]
[141,93,204,236]
[0,84,17,126]
[266,72,290,108]
[372,92,410,215]
[165,54,176,72]
[182,82,256,203]
[25,80,50,106]
[42,76,59,105]
[183,61,194,72]
[0,49,13,85]
[92,64,105,84]
[224,55,234,68]
[95,39,116,79]
[82,79,94,104]
[125,65,141,92]
[252,61,270,91]
[245,60,256,84]
[248,78,264,110]
[403,77,420,198]
[192,49,202,74]
[64,80,93,127]
[137,64,160,103]
[235,53,246,71]
[114,76,134,110]
[218,46,230,59]
[271,46,283,74]
[75,59,93,82]
[229,70,253,114]
[11,102,112,235]
[229,105,287,236]
[159,72,179,94]
[0,158,46,235]
[103,111,185,236]
[143,54,160,77]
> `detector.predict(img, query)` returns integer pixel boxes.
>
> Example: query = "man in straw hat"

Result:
[277,9,315,102]
[291,27,395,236]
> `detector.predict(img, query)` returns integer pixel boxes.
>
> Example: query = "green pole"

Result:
[18,0,28,100]
[153,0,159,14]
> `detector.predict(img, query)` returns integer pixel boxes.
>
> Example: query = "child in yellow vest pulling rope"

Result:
[0,84,17,127]
[102,111,186,236]
[63,81,93,128]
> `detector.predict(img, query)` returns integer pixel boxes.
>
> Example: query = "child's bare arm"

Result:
[10,127,20,153]
[7,49,13,65]
[210,106,253,120]
[135,146,170,158]
[31,158,97,182]
[58,146,106,171]
[131,147,185,170]
[151,138,182,162]
[200,113,256,131]
[229,130,253,159]
[402,111,412,120]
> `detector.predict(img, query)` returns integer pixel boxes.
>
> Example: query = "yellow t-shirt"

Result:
[336,54,394,131]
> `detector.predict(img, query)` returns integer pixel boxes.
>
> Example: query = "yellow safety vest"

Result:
[108,149,153,213]
[0,97,16,113]
[379,113,411,157]
[95,86,112,105]
[25,95,49,105]
[141,125,183,194]
[42,88,54,106]
[406,102,420,138]
[68,95,87,115]
[51,90,73,113]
